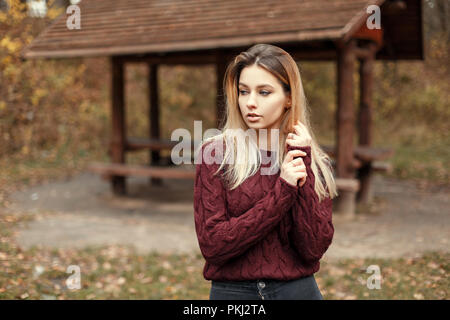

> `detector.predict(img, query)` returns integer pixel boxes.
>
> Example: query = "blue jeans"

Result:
[209,275,324,300]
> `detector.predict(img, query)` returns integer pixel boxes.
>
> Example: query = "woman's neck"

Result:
[256,130,278,152]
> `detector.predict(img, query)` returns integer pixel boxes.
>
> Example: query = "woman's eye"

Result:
[239,90,270,96]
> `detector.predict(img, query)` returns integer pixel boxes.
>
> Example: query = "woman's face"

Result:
[238,64,290,135]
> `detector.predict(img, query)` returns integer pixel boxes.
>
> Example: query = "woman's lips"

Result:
[247,115,261,122]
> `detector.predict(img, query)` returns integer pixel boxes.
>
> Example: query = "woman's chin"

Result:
[245,122,265,130]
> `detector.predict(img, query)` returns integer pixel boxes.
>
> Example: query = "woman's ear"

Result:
[286,96,292,109]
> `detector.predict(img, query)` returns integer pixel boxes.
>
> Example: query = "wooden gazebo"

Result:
[22,0,424,218]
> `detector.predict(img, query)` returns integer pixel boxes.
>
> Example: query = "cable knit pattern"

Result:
[193,141,334,281]
[287,145,334,264]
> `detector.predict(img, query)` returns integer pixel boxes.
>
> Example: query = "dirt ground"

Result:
[5,172,450,261]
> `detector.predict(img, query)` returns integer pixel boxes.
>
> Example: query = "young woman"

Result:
[193,43,338,300]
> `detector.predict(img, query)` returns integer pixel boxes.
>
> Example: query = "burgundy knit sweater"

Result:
[193,141,334,281]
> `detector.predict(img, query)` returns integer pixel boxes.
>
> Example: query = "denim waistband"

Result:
[211,275,314,290]
[210,275,322,300]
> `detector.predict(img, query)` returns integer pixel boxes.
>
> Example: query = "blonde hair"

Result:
[197,44,338,201]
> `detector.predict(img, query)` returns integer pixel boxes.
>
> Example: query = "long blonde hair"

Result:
[197,43,338,201]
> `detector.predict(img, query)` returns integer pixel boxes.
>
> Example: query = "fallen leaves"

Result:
[317,251,449,300]
[413,293,424,300]
[0,209,448,300]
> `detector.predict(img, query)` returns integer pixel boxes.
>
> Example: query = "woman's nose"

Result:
[247,92,257,108]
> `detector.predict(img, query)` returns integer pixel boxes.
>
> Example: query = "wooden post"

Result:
[110,56,126,195]
[216,51,227,129]
[148,63,162,186]
[357,42,377,203]
[335,39,357,218]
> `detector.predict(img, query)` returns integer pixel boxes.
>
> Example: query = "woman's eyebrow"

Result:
[238,82,274,89]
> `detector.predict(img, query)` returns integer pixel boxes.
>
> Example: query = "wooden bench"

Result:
[371,160,393,173]
[334,178,360,192]
[333,178,360,217]
[88,162,360,196]
[322,144,393,204]
[88,161,362,218]
[95,138,392,213]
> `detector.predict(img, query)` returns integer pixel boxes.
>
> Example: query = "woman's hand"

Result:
[285,121,312,151]
[284,121,312,187]
[280,149,307,187]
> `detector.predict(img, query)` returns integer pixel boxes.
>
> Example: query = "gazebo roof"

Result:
[22,0,423,60]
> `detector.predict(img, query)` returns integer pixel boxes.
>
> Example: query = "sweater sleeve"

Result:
[193,154,298,266]
[287,145,334,264]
